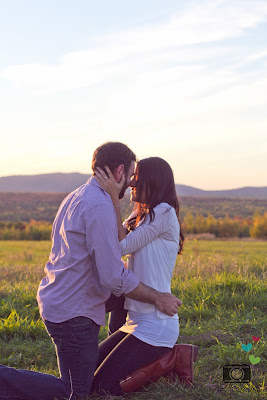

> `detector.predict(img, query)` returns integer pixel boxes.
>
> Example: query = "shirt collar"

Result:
[88,175,103,190]
[88,176,111,200]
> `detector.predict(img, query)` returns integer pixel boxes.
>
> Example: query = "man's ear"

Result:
[113,164,125,182]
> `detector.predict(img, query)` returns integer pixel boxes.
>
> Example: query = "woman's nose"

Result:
[130,178,136,187]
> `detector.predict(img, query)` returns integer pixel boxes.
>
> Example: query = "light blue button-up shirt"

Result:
[37,177,139,326]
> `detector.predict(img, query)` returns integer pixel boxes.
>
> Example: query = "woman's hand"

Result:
[95,166,125,205]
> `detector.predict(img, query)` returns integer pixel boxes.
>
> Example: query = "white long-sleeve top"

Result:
[120,202,180,320]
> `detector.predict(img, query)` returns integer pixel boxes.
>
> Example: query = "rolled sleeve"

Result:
[117,267,139,295]
[85,204,139,296]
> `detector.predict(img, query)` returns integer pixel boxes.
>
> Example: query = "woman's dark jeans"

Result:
[92,330,171,396]
[101,294,171,396]
[105,294,127,335]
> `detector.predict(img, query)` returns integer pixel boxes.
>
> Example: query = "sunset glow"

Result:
[0,0,266,190]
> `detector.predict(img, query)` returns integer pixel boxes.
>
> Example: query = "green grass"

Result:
[0,239,266,399]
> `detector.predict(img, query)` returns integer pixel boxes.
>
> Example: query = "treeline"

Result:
[0,220,51,240]
[0,192,65,223]
[1,192,267,222]
[0,213,266,240]
[183,212,267,238]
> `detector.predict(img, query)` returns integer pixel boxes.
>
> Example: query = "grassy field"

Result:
[0,239,266,399]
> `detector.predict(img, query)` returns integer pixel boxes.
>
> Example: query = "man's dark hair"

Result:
[92,142,136,176]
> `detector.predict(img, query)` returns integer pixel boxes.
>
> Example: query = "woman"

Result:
[92,157,197,396]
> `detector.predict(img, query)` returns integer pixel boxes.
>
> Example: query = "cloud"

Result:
[1,0,267,93]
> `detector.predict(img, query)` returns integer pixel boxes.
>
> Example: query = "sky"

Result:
[0,0,266,190]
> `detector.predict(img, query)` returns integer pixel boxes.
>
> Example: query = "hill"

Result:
[0,173,267,199]
[0,173,90,193]
[176,184,267,199]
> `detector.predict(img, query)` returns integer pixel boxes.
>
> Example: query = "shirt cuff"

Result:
[111,269,139,297]
[120,237,127,256]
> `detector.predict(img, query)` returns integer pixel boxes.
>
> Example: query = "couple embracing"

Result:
[0,142,198,400]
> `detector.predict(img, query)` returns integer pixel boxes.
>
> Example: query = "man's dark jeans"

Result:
[45,316,100,399]
[0,317,100,400]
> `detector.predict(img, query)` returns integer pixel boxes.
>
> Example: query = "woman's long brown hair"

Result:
[126,157,184,254]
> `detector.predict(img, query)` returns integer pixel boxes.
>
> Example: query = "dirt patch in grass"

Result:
[178,330,235,346]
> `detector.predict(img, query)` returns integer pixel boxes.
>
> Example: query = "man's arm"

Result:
[85,202,181,315]
[124,282,182,316]
[85,203,140,295]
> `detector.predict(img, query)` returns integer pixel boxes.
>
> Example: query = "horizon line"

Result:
[0,172,266,192]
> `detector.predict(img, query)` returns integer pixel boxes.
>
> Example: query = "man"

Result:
[0,142,181,400]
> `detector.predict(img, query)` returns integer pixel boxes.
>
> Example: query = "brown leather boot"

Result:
[120,344,198,393]
[173,344,198,386]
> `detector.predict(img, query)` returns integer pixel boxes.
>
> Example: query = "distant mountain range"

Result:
[173,184,267,199]
[0,173,266,199]
[0,173,89,194]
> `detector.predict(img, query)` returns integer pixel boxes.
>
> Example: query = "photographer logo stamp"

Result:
[223,364,251,383]
[223,336,261,383]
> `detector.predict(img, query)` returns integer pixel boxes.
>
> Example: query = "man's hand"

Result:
[154,292,182,316]
[125,282,182,316]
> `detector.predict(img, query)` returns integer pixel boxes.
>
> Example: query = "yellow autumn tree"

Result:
[250,212,267,238]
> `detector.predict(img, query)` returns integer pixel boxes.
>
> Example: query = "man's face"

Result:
[119,161,136,199]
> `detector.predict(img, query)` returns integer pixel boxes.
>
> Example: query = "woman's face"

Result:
[129,169,146,203]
